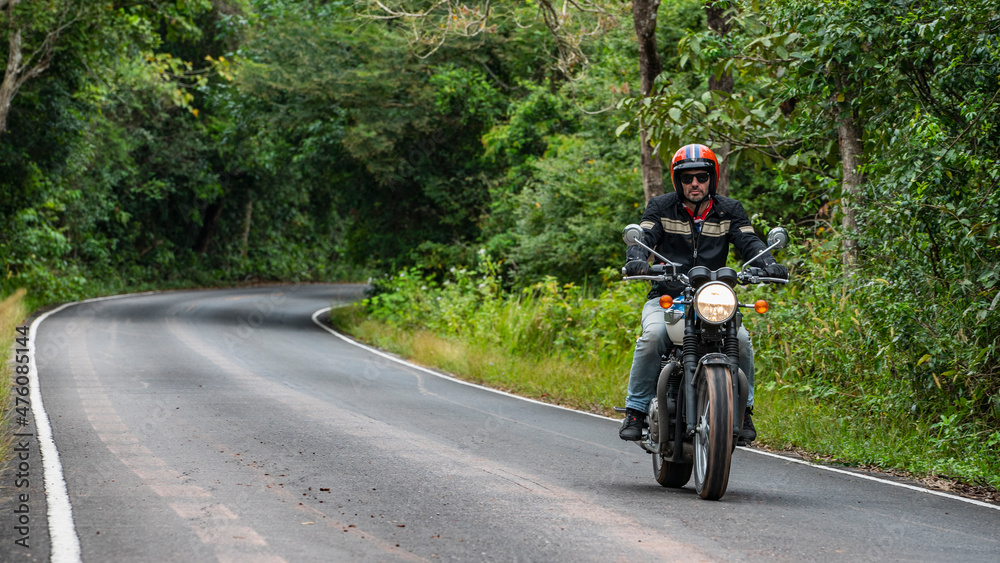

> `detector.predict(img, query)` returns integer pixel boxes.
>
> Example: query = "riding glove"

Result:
[624,260,650,276]
[764,263,789,279]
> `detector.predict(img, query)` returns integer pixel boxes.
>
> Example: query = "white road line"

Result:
[744,447,1000,510]
[29,302,84,563]
[29,292,157,563]
[312,306,1000,513]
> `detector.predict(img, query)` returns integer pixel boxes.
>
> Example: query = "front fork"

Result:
[682,323,699,437]
[727,314,749,437]
[682,315,749,438]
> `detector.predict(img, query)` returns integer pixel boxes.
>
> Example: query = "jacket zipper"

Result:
[689,198,718,262]
[688,208,702,262]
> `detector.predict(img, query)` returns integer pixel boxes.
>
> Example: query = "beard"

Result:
[683,192,710,207]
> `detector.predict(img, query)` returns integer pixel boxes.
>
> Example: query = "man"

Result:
[619,143,789,445]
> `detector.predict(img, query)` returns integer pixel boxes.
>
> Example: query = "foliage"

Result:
[749,236,1000,485]
[476,13,665,286]
[357,0,624,79]
[364,256,647,370]
[221,0,512,272]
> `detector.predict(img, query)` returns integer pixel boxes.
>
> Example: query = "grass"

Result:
[0,289,27,469]
[756,386,1000,492]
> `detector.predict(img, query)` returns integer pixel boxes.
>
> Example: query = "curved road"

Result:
[4,284,1000,561]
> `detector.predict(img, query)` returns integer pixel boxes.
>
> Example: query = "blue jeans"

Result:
[624,297,755,414]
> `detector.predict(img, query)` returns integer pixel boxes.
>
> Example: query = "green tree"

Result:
[216,1,509,270]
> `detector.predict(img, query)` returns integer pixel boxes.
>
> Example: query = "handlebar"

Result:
[622,264,788,286]
[736,272,789,285]
[621,263,686,282]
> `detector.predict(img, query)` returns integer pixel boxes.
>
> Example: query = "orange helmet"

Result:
[670,144,720,200]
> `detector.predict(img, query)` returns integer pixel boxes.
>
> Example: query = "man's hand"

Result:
[624,260,650,276]
[764,263,789,280]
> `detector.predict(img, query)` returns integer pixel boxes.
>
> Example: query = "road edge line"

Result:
[742,447,1000,511]
[313,306,1000,513]
[30,302,83,563]
[29,291,159,562]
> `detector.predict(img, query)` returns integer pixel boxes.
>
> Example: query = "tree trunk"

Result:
[240,194,253,258]
[632,0,664,203]
[714,140,732,197]
[194,202,224,254]
[0,10,23,138]
[1,0,64,138]
[706,1,734,197]
[836,95,863,268]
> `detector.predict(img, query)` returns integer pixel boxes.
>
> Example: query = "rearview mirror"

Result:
[766,227,789,250]
[622,224,644,246]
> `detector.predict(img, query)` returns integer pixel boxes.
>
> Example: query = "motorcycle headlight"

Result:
[694,282,737,324]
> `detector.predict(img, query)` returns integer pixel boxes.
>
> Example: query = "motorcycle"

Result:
[617,224,789,500]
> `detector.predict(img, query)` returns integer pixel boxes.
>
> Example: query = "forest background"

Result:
[1,0,998,491]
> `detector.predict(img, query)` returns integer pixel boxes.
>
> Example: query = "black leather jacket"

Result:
[627,193,776,299]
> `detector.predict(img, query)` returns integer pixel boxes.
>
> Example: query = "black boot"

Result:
[738,406,756,446]
[619,408,647,441]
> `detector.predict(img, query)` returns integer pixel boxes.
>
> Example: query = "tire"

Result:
[653,453,692,488]
[693,365,735,500]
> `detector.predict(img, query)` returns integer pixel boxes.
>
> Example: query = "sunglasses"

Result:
[680,172,710,185]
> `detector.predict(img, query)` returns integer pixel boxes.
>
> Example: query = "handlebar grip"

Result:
[649,264,667,275]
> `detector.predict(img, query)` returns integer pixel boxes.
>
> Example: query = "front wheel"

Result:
[693,365,735,500]
[653,453,692,488]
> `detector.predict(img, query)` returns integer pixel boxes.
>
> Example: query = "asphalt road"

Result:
[2,284,999,562]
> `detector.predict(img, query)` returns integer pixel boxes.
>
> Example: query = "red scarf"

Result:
[683,198,713,225]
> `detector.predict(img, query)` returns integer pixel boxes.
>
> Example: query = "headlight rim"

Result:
[693,281,738,325]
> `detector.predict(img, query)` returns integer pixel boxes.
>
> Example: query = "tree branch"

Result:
[0,0,87,136]
[363,0,612,78]
[15,0,83,82]
[367,0,450,20]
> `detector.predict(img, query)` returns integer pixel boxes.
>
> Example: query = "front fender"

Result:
[698,352,732,368]
[696,353,742,437]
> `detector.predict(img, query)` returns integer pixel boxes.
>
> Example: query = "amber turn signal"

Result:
[754,300,769,314]
[658,295,673,309]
